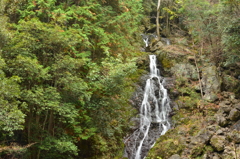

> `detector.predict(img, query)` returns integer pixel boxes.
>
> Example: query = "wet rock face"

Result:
[124,123,164,159]
[130,84,145,110]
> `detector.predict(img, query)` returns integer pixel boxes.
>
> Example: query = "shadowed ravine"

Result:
[124,55,172,159]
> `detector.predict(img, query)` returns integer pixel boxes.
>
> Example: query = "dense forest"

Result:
[0,0,239,159]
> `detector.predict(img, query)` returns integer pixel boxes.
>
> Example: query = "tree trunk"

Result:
[156,0,161,40]
[48,110,54,135]
[27,105,33,143]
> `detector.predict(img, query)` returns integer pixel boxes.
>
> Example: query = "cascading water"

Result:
[124,55,171,159]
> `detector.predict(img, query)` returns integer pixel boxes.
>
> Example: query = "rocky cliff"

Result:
[134,36,240,159]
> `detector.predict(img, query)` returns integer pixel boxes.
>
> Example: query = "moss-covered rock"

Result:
[155,44,193,75]
[157,51,175,71]
[210,135,226,152]
[190,144,205,158]
[146,129,186,159]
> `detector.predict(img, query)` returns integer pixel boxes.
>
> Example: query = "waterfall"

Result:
[124,55,171,159]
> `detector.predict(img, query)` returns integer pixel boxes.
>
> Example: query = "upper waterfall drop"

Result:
[124,55,171,159]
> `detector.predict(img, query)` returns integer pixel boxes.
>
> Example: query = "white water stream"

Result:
[125,55,171,159]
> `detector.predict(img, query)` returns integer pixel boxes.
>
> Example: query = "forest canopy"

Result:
[0,0,144,158]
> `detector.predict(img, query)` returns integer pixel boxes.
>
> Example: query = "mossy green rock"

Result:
[157,51,175,70]
[190,144,205,157]
[210,135,226,152]
[147,129,185,159]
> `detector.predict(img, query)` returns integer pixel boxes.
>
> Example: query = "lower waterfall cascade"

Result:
[124,55,172,159]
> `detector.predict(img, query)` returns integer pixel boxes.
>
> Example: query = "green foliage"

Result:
[174,75,201,110]
[82,56,138,157]
[141,0,181,36]
[0,16,10,49]
[21,86,60,113]
[1,0,144,158]
[179,0,221,49]
[0,57,24,136]
[8,55,49,85]
[177,0,240,65]
[38,136,78,159]
[219,1,240,66]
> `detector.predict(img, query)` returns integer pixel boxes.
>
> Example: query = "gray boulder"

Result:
[171,63,198,80]
[229,108,240,121]
[219,101,232,113]
[201,65,221,102]
[234,103,240,111]
[150,41,164,51]
[232,120,240,131]
[228,130,240,143]
[217,115,229,127]
[168,154,181,159]
[189,129,213,157]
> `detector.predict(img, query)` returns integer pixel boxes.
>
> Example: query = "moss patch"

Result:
[146,129,186,159]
